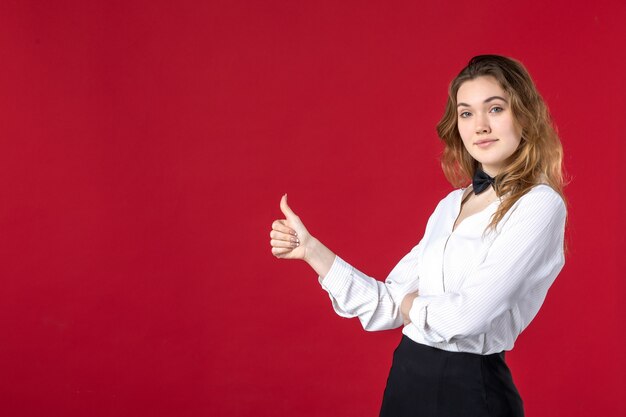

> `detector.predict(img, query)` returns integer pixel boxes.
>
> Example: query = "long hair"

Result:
[436,55,565,230]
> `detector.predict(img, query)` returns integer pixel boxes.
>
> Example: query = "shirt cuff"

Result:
[318,256,353,297]
[408,295,437,338]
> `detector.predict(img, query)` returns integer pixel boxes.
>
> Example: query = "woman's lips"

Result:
[474,139,498,148]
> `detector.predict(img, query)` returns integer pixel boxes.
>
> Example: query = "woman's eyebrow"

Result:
[457,96,509,107]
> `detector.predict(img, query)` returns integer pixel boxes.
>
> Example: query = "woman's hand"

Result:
[270,194,337,277]
[401,292,419,325]
[270,194,311,261]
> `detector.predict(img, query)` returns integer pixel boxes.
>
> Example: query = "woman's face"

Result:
[456,76,522,176]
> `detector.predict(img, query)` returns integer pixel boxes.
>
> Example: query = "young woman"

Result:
[269,55,566,417]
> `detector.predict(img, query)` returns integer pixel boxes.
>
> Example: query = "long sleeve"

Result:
[408,186,566,345]
[319,244,422,331]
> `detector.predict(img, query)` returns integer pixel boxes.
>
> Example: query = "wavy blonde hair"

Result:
[436,55,565,230]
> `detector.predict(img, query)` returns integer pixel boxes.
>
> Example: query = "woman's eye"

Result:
[490,106,504,113]
[459,111,471,118]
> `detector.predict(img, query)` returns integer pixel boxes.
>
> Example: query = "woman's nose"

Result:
[475,116,491,134]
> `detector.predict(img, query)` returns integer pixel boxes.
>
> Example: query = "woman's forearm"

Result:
[304,237,336,279]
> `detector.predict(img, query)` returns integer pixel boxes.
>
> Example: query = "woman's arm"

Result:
[401,292,419,325]
[407,187,566,344]
[270,194,422,331]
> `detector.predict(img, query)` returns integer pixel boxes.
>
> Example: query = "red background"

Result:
[1,1,624,416]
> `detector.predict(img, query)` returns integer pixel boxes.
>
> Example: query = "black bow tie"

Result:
[472,169,495,195]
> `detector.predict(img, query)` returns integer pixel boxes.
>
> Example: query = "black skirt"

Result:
[379,336,524,417]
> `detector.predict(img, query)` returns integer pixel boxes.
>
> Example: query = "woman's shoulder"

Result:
[440,187,468,205]
[427,188,466,217]
[507,184,567,221]
[518,184,565,206]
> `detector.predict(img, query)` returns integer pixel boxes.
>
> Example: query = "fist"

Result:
[270,194,311,260]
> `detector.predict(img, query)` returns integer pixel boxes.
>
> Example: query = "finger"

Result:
[271,220,297,236]
[280,194,298,220]
[270,238,300,249]
[270,230,300,242]
[272,247,292,257]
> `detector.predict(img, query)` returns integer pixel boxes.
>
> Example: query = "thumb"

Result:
[280,194,298,219]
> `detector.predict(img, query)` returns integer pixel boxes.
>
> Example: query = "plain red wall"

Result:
[1,1,624,416]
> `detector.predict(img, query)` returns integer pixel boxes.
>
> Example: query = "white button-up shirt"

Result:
[319,184,566,354]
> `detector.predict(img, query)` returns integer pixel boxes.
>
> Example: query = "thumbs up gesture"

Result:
[270,194,310,260]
